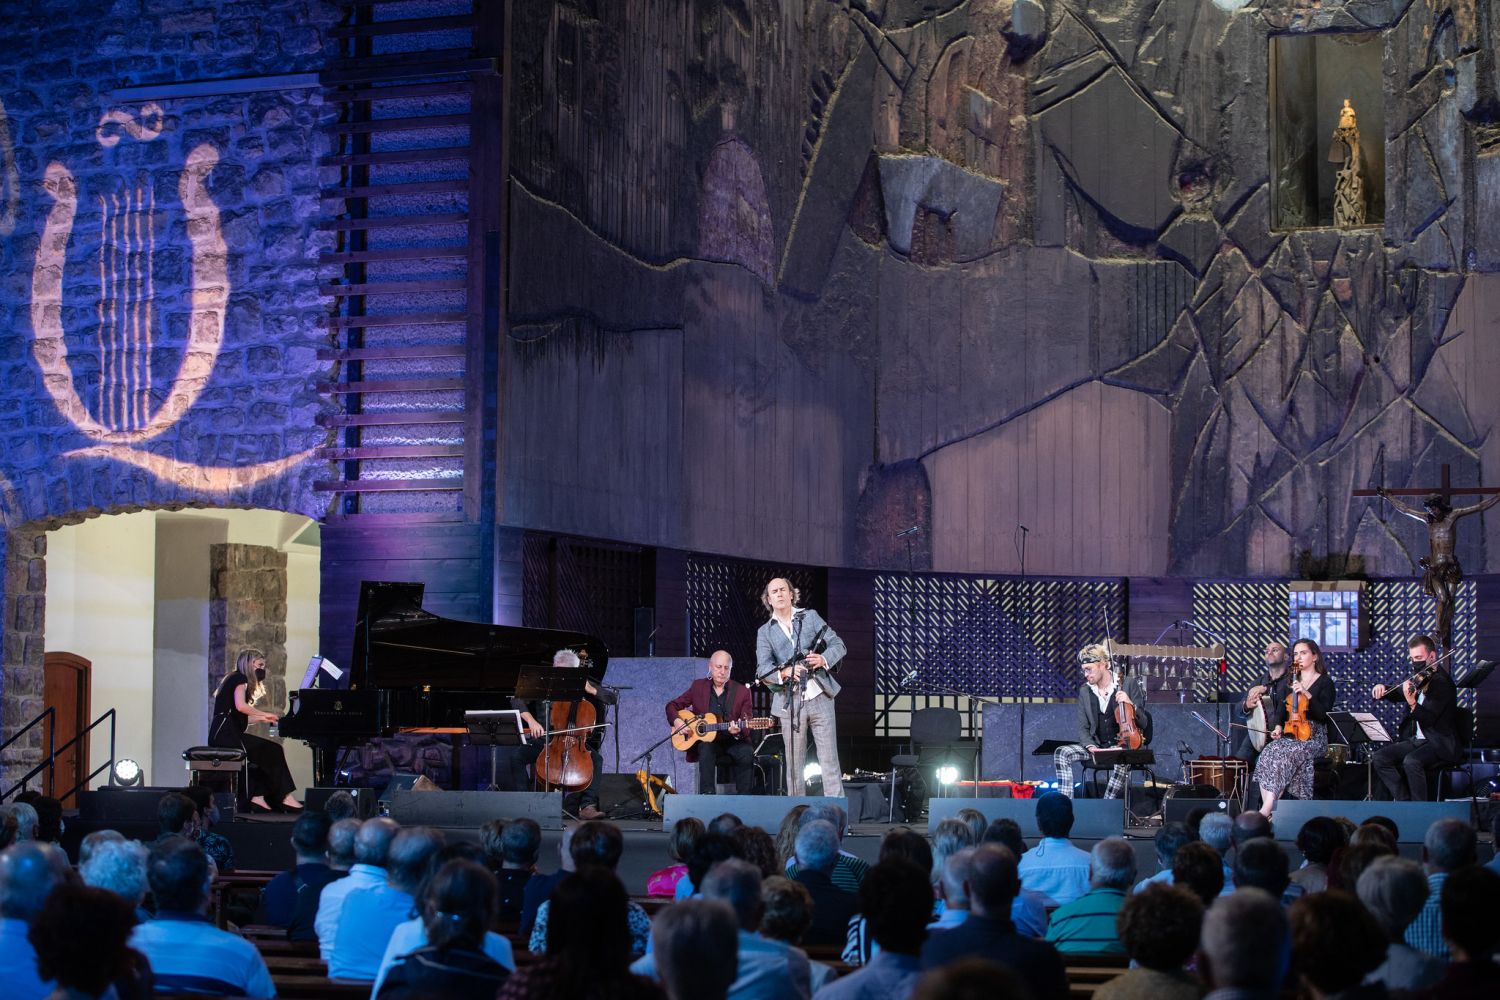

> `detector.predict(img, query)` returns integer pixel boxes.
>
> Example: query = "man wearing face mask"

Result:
[1052,644,1146,799]
[209,647,302,812]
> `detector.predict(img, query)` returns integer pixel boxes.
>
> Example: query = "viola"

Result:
[1115,697,1144,750]
[534,697,598,792]
[1283,687,1313,741]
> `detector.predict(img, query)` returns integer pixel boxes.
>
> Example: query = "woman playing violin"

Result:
[1252,638,1337,817]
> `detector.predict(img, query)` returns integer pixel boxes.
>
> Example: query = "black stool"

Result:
[182,746,247,807]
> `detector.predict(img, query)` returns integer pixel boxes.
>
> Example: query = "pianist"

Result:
[209,647,302,812]
[509,649,609,820]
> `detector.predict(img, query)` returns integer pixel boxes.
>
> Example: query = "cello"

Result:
[534,696,599,793]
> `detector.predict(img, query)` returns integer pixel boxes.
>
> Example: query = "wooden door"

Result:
[43,652,90,806]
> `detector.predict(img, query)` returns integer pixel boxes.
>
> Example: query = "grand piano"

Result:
[279,580,609,787]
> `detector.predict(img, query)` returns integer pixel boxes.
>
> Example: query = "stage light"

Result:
[803,762,822,782]
[111,758,143,787]
[936,765,960,786]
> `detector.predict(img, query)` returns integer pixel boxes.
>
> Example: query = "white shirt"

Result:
[776,612,823,703]
[1415,689,1426,740]
[1088,681,1117,714]
[315,863,387,960]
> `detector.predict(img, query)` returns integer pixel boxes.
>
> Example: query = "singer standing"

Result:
[755,578,847,796]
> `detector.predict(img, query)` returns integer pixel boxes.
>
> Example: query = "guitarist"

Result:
[665,650,756,794]
[755,577,847,797]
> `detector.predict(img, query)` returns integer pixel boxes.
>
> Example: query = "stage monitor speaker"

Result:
[596,772,667,821]
[664,794,849,834]
[384,790,565,830]
[378,772,421,805]
[927,797,1124,839]
[1270,799,1468,842]
[633,607,655,656]
[1163,790,1232,826]
[303,787,376,819]
[76,787,174,824]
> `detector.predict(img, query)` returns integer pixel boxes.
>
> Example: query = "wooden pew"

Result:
[270,975,369,1000]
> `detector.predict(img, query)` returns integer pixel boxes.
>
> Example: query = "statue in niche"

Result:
[1328,99,1366,227]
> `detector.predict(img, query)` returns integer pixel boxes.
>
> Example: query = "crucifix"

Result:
[1355,465,1500,651]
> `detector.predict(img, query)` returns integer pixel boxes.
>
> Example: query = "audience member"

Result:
[315,815,397,960]
[1046,837,1135,955]
[530,821,652,957]
[1290,816,1344,894]
[520,822,577,934]
[3,803,39,842]
[1417,865,1500,1000]
[80,836,151,922]
[774,804,811,869]
[1017,792,1091,908]
[28,884,142,1000]
[13,794,62,845]
[731,825,781,881]
[329,825,446,981]
[498,868,663,1000]
[1197,889,1289,1000]
[0,813,17,852]
[1287,891,1388,1000]
[1350,822,1398,853]
[652,899,739,1000]
[154,793,199,844]
[290,816,356,942]
[843,828,934,966]
[1171,841,1226,907]
[930,819,975,900]
[791,820,859,948]
[710,813,744,835]
[1333,841,1396,893]
[1197,813,1235,895]
[490,817,541,922]
[787,805,869,891]
[375,859,511,1000]
[258,810,334,926]
[929,847,974,934]
[1233,839,1299,905]
[649,818,703,897]
[912,958,1030,1000]
[761,876,835,993]
[921,844,1068,1000]
[130,838,274,997]
[1405,817,1476,960]
[1231,811,1272,850]
[1133,822,1194,894]
[956,808,988,846]
[819,859,929,1000]
[1095,884,1204,1000]
[1356,856,1444,992]
[679,830,739,901]
[78,829,125,865]
[181,784,235,873]
[373,848,515,994]
[0,842,71,1000]
[323,789,360,823]
[979,819,1048,937]
[1363,815,1400,842]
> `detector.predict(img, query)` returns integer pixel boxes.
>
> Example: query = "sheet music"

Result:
[1350,712,1391,742]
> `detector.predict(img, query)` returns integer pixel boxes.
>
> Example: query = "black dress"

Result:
[210,670,297,804]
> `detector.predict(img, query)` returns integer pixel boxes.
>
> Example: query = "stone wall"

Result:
[0,528,45,786]
[209,542,288,712]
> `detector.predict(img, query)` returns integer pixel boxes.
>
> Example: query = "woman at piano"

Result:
[209,647,302,812]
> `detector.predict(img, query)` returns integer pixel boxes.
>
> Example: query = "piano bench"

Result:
[183,747,248,801]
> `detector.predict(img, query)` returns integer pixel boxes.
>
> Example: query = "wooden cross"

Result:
[1352,464,1500,502]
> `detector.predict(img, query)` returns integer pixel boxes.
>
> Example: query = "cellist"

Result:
[511,648,611,819]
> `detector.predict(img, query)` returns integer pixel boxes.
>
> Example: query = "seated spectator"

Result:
[182,785,235,873]
[921,844,1068,1000]
[329,825,446,981]
[930,819,977,913]
[291,816,356,942]
[820,859,929,1000]
[499,868,663,1000]
[79,829,125,864]
[1094,884,1204,1000]
[2,804,38,842]
[1171,841,1226,907]
[929,847,975,934]
[1363,815,1400,843]
[324,789,360,823]
[491,817,541,922]
[376,859,511,1000]
[1333,841,1396,893]
[129,838,273,997]
[373,848,516,994]
[1197,813,1236,895]
[791,820,859,948]
[153,793,199,846]
[787,805,869,892]
[1287,891,1388,1000]
[315,815,397,959]
[677,830,739,901]
[980,819,1049,937]
[649,818,703,897]
[13,794,62,845]
[0,842,71,1000]
[479,818,509,871]
[530,821,652,957]
[956,808,988,846]
[1046,837,1135,955]
[520,822,577,935]
[912,957,1030,1000]
[1417,865,1500,1000]
[1234,839,1300,906]
[1231,811,1272,850]
[732,825,782,880]
[1133,822,1194,894]
[1406,817,1476,961]
[1197,888,1289,999]
[761,876,837,994]
[0,813,16,852]
[652,899,739,1000]
[710,813,744,835]
[80,836,151,924]
[1017,792,1091,907]
[258,810,334,926]
[1290,816,1344,895]
[634,859,811,1000]
[1350,822,1398,852]
[28,884,143,1000]
[1356,856,1444,992]
[775,805,812,870]
[843,827,934,966]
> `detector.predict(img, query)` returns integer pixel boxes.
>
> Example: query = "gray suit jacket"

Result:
[755,609,847,718]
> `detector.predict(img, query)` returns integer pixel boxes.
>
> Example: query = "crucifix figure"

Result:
[1357,465,1500,651]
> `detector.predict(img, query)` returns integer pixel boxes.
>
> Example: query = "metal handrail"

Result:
[52,709,118,803]
[0,707,118,803]
[0,707,55,801]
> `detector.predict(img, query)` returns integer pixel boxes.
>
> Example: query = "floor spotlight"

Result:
[111,758,144,787]
[936,765,960,786]
[803,762,822,783]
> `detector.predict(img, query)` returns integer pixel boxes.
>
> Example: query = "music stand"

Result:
[514,666,592,797]
[466,710,523,791]
[1456,659,1497,689]
[1329,710,1389,800]
[1088,748,1157,827]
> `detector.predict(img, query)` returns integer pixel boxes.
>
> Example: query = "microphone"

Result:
[1019,525,1029,534]
[895,525,922,538]
[899,667,920,688]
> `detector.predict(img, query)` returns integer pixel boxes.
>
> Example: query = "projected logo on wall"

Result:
[28,104,316,492]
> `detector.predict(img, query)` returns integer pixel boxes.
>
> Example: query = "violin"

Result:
[1283,686,1313,741]
[1115,692,1144,750]
[534,697,598,793]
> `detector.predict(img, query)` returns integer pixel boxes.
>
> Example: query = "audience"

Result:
[787,805,869,891]
[979,819,1049,937]
[181,784,235,873]
[761,876,836,992]
[258,810,334,926]
[929,847,975,934]
[2,803,39,843]
[1233,839,1299,905]
[1289,816,1344,894]
[13,794,62,845]
[791,820,859,948]
[1231,811,1272,850]
[80,836,151,923]
[1349,822,1398,853]
[1363,815,1400,842]
[520,822,577,932]
[376,859,511,999]
[775,805,812,870]
[0,842,72,1000]
[530,821,653,957]
[921,844,1068,1000]
[912,957,1030,1000]
[1171,841,1226,906]
[28,884,143,1000]
[732,825,782,881]
[1406,816,1476,961]
[1418,864,1500,1000]
[1197,813,1236,895]
[130,838,274,997]
[1198,889,1289,1000]
[955,808,988,847]
[153,793,199,845]
[0,812,17,852]
[650,818,703,897]
[489,817,541,921]
[679,831,739,901]
[1017,793,1091,908]
[844,827,934,966]
[1132,822,1194,894]
[323,789,361,823]
[1095,884,1204,1000]
[1046,837,1135,955]
[1355,856,1444,992]
[1287,891,1388,1000]
[710,813,744,836]
[820,860,929,1000]
[329,825,445,981]
[290,816,356,942]
[652,899,738,1000]
[1333,841,1396,893]
[78,829,125,865]
[315,815,397,960]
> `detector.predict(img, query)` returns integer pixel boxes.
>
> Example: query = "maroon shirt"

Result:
[665,678,753,762]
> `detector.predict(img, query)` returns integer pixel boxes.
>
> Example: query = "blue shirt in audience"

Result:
[0,917,52,1000]
[814,949,921,1000]
[129,911,274,998]
[328,883,416,982]
[1017,838,1092,907]
[632,930,811,1000]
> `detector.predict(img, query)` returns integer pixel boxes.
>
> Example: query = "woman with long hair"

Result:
[209,647,300,812]
[377,860,510,1000]
[1252,638,1336,817]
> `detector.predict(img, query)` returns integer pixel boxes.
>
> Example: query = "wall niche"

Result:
[1269,32,1386,230]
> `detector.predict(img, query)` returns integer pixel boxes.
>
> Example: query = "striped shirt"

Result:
[1044,887,1128,955]
[1404,872,1449,960]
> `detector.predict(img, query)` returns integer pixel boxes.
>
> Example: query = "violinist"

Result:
[1052,643,1148,799]
[1370,634,1461,802]
[664,650,755,795]
[1252,638,1336,818]
[510,648,610,820]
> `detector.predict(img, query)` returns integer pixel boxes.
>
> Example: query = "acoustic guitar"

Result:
[671,709,775,752]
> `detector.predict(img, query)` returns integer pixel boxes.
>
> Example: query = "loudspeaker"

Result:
[76,787,174,824]
[595,772,666,820]
[1270,799,1468,842]
[384,790,565,830]
[843,780,902,823]
[927,797,1125,839]
[378,772,420,804]
[663,794,848,834]
[633,607,656,656]
[303,787,376,819]
[1163,790,1231,825]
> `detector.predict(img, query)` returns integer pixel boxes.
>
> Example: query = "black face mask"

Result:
[254,667,267,683]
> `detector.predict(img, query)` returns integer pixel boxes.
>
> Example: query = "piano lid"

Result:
[349,580,609,692]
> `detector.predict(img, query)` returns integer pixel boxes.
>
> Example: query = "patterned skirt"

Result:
[1252,721,1327,801]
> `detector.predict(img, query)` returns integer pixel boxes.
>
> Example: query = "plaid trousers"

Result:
[1054,744,1130,799]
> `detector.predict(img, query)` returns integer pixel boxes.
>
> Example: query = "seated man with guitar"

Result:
[664,650,769,795]
[1053,643,1149,799]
